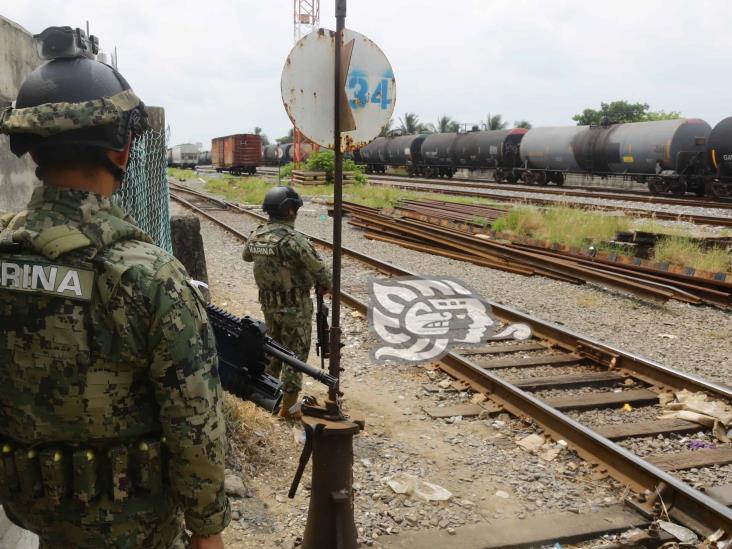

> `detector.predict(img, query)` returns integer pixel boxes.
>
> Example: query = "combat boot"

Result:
[278,392,301,421]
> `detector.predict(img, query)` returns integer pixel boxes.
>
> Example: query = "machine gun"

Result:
[207,303,338,413]
[315,288,330,370]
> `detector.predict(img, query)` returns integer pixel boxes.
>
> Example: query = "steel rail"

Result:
[364,177,732,228]
[361,172,732,211]
[169,185,732,535]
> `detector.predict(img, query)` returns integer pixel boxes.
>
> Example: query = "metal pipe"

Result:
[329,0,347,402]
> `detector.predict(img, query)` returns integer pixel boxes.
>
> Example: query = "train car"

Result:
[452,129,527,181]
[211,134,262,175]
[266,142,315,165]
[263,144,280,166]
[281,143,294,164]
[581,119,711,195]
[706,117,732,198]
[420,133,458,177]
[359,137,388,173]
[520,120,712,192]
[168,143,200,169]
[198,150,211,166]
[384,135,427,176]
[519,126,589,185]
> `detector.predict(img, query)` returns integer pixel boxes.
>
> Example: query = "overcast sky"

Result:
[4,1,732,147]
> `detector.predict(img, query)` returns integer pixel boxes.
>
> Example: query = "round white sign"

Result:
[281,28,396,151]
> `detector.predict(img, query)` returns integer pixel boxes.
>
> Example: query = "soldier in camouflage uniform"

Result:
[0,28,229,549]
[243,186,331,419]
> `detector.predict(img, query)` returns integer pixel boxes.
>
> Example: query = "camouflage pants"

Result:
[263,298,313,394]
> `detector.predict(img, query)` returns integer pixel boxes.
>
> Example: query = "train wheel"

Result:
[447,170,454,179]
[521,172,535,185]
[709,181,732,198]
[535,172,548,186]
[494,168,506,182]
[670,177,687,196]
[648,177,669,195]
[506,171,518,184]
[553,173,565,186]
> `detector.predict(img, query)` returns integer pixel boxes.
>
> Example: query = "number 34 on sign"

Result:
[348,70,393,111]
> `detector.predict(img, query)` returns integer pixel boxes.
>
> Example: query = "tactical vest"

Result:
[247,223,314,307]
[0,211,168,507]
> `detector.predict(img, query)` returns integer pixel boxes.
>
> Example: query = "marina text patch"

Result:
[0,259,94,301]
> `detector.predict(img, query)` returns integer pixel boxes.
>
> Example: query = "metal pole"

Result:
[328,0,346,403]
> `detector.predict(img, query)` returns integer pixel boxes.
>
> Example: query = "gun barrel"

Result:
[264,343,338,388]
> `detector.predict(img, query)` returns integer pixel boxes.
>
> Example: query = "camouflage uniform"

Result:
[0,186,230,548]
[242,219,331,393]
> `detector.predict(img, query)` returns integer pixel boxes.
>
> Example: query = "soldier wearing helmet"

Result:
[243,186,331,419]
[0,27,229,548]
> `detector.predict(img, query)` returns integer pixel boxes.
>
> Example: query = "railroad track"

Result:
[342,200,732,308]
[255,166,732,212]
[363,176,732,229]
[169,182,732,541]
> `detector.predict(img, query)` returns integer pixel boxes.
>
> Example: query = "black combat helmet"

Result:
[9,56,148,158]
[262,186,303,218]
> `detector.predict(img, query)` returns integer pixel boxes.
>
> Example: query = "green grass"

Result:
[653,236,731,272]
[167,167,196,181]
[204,176,331,205]
[491,206,631,248]
[203,174,506,210]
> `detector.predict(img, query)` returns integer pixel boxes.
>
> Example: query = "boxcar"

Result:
[211,134,262,175]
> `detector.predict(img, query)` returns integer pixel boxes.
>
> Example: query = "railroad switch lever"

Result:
[290,398,364,549]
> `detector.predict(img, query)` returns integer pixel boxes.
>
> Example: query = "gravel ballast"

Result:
[174,185,732,386]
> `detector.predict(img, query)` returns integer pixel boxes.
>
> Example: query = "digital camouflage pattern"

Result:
[243,219,331,393]
[0,186,230,548]
[0,90,141,137]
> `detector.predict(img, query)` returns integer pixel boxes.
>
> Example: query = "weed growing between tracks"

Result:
[653,236,732,272]
[492,205,630,248]
[492,205,732,271]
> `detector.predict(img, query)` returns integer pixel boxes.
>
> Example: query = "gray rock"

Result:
[225,474,248,498]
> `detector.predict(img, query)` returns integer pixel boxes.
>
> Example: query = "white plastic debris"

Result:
[386,472,452,502]
[660,390,732,442]
[292,427,306,445]
[658,520,698,544]
[494,490,510,499]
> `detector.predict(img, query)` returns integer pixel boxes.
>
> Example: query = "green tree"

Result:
[486,113,508,130]
[514,120,532,129]
[276,128,294,144]
[399,112,427,134]
[379,118,395,137]
[572,100,681,125]
[435,115,460,133]
[253,126,270,146]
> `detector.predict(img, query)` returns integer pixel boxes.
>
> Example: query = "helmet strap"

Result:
[99,154,127,181]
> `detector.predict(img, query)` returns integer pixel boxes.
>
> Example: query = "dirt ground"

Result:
[173,203,627,549]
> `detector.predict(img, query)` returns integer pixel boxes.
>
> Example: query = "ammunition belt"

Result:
[0,436,167,505]
[259,287,310,307]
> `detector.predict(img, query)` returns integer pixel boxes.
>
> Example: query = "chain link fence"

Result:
[113,127,172,252]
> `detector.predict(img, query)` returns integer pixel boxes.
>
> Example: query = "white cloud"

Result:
[4,0,732,147]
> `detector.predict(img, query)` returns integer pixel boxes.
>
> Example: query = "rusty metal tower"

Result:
[293,0,320,167]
